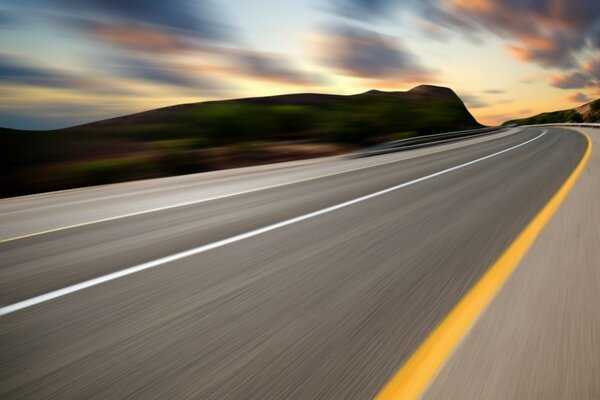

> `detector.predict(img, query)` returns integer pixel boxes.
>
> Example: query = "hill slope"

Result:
[1,85,481,197]
[503,98,600,126]
[81,84,478,129]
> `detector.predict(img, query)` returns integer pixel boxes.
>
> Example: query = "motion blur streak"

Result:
[375,128,592,400]
[424,127,600,399]
[0,127,592,399]
[0,131,545,316]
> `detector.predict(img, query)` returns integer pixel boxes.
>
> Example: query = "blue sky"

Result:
[1,0,599,129]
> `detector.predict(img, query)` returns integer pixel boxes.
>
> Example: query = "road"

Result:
[424,127,600,400]
[0,126,596,399]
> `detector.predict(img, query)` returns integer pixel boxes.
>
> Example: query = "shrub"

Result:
[76,159,144,185]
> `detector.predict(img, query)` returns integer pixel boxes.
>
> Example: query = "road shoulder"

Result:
[423,127,600,399]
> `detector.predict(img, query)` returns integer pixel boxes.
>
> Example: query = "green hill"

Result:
[503,98,600,126]
[1,85,481,197]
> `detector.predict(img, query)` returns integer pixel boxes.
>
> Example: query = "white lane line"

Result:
[0,130,547,316]
[0,129,518,244]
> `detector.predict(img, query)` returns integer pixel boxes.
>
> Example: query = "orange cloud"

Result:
[449,0,496,13]
[417,0,599,69]
[506,35,561,63]
[90,23,188,53]
[549,71,592,89]
[565,92,591,103]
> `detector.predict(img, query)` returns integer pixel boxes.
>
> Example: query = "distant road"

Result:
[0,127,595,399]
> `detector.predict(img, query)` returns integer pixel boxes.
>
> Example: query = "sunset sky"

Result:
[1,0,599,129]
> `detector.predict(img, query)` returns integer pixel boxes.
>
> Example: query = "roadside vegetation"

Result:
[1,87,480,197]
[503,98,600,126]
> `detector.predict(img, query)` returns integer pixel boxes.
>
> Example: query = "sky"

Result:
[0,0,599,129]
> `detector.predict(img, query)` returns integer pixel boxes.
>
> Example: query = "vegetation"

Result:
[588,99,600,122]
[503,99,600,126]
[1,86,481,197]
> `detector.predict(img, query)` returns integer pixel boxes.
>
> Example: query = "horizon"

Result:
[1,0,599,129]
[0,84,534,131]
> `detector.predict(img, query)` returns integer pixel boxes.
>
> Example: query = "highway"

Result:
[0,126,597,399]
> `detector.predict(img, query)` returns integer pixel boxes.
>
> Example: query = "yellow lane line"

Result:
[375,129,592,400]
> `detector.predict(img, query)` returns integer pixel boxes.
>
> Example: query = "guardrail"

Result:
[525,123,600,129]
[356,126,503,157]
[355,123,598,158]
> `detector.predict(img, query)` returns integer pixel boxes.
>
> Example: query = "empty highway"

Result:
[1,126,597,399]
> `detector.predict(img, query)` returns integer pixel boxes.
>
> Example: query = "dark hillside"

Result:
[1,85,481,197]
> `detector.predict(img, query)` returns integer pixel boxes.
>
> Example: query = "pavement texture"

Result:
[0,127,592,399]
[424,127,600,400]
[0,128,521,242]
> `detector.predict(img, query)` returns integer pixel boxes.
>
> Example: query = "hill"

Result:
[1,85,481,197]
[503,98,600,126]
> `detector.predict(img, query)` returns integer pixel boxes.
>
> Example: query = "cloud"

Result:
[3,0,232,90]
[48,0,230,42]
[566,92,592,103]
[5,0,321,93]
[439,0,599,69]
[80,21,323,87]
[549,61,600,89]
[460,94,491,109]
[2,1,330,129]
[504,33,584,69]
[103,55,217,88]
[331,0,600,70]
[497,99,514,104]
[30,0,232,56]
[229,50,324,86]
[76,23,322,88]
[482,89,505,94]
[0,55,132,94]
[333,0,397,20]
[550,71,594,89]
[0,57,77,89]
[584,58,600,80]
[77,22,195,54]
[316,25,435,84]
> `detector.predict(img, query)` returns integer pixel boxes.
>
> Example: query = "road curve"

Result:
[0,127,590,399]
[424,127,599,400]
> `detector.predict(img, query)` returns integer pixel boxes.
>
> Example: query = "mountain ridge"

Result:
[503,97,600,126]
[40,84,474,131]
[1,84,482,197]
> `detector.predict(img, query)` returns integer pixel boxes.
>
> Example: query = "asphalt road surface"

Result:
[0,126,594,399]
